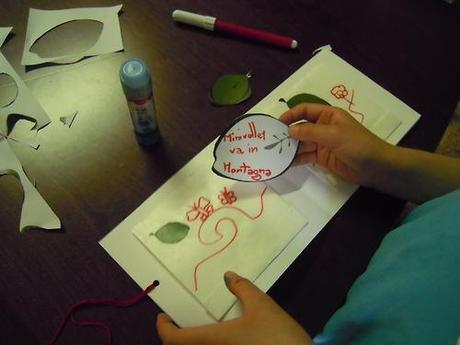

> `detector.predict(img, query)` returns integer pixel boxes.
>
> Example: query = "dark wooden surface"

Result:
[1,1,459,344]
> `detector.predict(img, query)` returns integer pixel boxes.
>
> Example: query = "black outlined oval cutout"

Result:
[212,113,299,182]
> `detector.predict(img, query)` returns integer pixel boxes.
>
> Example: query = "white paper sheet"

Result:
[0,138,60,232]
[21,5,123,65]
[0,27,51,134]
[133,176,306,319]
[100,47,420,327]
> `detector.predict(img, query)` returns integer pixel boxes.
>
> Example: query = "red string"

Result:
[48,280,159,345]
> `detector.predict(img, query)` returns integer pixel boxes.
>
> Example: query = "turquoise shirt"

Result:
[314,189,460,345]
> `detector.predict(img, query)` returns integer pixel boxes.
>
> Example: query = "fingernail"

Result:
[224,271,238,288]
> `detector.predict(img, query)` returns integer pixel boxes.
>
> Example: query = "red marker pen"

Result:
[172,9,298,49]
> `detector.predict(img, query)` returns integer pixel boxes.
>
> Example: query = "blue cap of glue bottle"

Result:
[119,58,159,146]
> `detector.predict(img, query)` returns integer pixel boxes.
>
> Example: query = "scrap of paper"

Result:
[212,114,299,182]
[0,27,13,46]
[6,119,40,149]
[21,5,123,65]
[0,138,60,232]
[59,111,77,127]
[0,27,52,136]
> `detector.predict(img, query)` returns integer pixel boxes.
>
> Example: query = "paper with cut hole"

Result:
[133,177,306,319]
[0,27,51,136]
[212,114,299,182]
[0,139,60,232]
[21,5,123,65]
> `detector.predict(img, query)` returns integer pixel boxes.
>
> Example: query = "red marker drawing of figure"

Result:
[218,187,237,205]
[189,186,268,291]
[186,197,214,222]
[330,84,365,123]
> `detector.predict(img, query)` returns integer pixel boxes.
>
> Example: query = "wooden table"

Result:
[1,1,459,344]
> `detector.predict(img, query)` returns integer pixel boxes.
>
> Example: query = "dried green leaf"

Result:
[281,93,330,108]
[210,74,251,105]
[152,222,190,244]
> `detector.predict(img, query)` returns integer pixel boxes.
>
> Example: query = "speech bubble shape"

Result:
[212,113,299,182]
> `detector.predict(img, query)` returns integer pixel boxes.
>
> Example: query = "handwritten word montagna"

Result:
[223,121,266,143]
[223,161,272,181]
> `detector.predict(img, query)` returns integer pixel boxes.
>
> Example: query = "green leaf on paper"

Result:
[210,74,251,105]
[279,93,330,108]
[151,222,190,244]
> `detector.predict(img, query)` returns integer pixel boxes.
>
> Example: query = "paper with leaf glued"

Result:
[212,114,299,182]
[100,46,421,328]
[21,5,123,65]
[133,173,306,319]
[0,139,60,232]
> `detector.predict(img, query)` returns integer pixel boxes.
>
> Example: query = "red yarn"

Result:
[48,280,159,345]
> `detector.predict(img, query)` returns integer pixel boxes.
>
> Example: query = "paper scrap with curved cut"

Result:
[151,222,190,244]
[21,5,123,65]
[0,27,51,137]
[0,139,61,232]
[212,113,299,182]
[0,27,13,48]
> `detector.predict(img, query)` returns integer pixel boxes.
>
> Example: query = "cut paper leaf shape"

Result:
[279,93,330,108]
[0,27,51,137]
[210,73,251,105]
[21,5,123,65]
[0,139,61,232]
[151,222,190,244]
[212,113,299,182]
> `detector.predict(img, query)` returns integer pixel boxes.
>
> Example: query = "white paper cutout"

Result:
[0,27,13,47]
[0,27,51,135]
[6,119,40,150]
[212,114,299,182]
[0,139,60,232]
[133,178,306,319]
[21,5,123,65]
[59,111,77,127]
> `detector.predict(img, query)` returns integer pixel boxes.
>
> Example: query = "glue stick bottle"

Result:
[119,58,159,145]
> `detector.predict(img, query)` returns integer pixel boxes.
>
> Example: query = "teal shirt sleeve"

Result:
[314,189,460,345]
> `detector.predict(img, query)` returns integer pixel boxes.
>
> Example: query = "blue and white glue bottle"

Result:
[119,58,159,145]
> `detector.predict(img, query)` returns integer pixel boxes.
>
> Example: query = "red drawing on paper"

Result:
[218,187,237,205]
[190,186,267,291]
[330,84,365,123]
[186,197,214,222]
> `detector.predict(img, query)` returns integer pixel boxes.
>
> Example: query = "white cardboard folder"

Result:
[100,46,420,326]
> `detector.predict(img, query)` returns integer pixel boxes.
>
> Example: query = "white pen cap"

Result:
[172,10,216,31]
